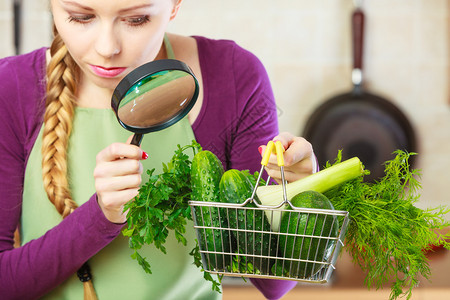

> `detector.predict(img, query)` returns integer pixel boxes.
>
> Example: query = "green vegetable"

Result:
[256,157,364,205]
[219,169,277,274]
[275,190,339,278]
[323,150,450,300]
[256,156,363,230]
[123,141,221,293]
[190,150,231,271]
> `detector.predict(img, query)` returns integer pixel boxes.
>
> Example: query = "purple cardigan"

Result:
[0,36,295,299]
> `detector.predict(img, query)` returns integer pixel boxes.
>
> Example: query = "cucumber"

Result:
[190,150,230,271]
[275,190,339,278]
[219,169,277,274]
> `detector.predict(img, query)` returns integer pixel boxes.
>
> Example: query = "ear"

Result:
[170,0,184,21]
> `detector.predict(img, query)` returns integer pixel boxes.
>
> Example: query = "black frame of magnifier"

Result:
[111,59,199,135]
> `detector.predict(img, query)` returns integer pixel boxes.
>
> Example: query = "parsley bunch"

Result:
[123,140,220,292]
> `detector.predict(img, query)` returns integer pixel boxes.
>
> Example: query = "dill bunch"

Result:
[324,150,450,300]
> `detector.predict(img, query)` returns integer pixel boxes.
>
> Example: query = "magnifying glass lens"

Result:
[111,59,199,146]
[118,70,196,128]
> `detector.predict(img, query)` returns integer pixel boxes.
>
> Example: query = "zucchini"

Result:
[275,190,339,278]
[190,150,231,271]
[219,169,277,274]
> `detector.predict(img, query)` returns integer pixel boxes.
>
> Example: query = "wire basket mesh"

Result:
[189,141,350,282]
[189,200,350,283]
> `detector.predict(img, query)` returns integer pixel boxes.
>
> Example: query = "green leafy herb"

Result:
[123,140,221,292]
[189,241,223,293]
[324,150,450,300]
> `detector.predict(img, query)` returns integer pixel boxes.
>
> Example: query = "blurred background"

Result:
[169,0,450,217]
[1,0,448,215]
[1,0,449,298]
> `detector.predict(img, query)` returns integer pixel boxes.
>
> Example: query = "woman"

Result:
[0,0,316,299]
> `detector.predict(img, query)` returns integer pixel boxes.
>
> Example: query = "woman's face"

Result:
[51,0,181,91]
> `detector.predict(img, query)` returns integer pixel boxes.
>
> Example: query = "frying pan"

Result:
[303,4,416,182]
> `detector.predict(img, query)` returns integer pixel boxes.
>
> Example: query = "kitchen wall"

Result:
[0,1,14,56]
[1,0,449,216]
[173,0,450,216]
[1,0,53,57]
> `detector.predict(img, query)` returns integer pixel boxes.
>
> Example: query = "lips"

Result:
[89,65,126,78]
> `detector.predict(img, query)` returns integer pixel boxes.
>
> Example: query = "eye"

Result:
[67,14,95,24]
[125,15,150,27]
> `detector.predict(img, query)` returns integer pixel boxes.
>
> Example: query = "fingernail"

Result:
[142,151,149,160]
[258,147,262,154]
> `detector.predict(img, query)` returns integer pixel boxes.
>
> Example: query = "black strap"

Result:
[77,262,92,283]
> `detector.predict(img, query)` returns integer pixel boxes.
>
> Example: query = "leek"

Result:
[256,157,364,230]
[256,156,364,206]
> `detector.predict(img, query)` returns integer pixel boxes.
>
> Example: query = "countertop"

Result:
[222,246,450,299]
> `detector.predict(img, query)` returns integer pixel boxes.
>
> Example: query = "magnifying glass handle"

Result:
[130,133,143,146]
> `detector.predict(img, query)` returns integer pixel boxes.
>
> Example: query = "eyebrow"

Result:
[60,1,153,13]
[119,4,154,13]
[61,1,94,11]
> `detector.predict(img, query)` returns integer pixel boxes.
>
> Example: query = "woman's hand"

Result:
[93,137,148,223]
[259,132,317,184]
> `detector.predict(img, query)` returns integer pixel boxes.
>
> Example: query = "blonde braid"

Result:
[42,28,78,218]
[43,26,98,300]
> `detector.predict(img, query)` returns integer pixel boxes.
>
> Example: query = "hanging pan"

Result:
[303,3,416,182]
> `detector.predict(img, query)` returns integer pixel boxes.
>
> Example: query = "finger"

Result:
[96,143,145,163]
[126,135,134,144]
[100,188,140,207]
[94,159,143,178]
[282,168,308,182]
[95,173,142,193]
[280,137,313,167]
[258,133,292,158]
[263,166,297,183]
[259,132,298,165]
[284,160,314,178]
[264,165,310,183]
[271,132,295,150]
[257,145,282,166]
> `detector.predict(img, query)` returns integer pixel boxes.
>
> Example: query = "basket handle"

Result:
[261,140,274,166]
[256,140,288,204]
[260,140,285,167]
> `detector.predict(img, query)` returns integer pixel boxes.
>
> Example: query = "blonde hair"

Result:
[42,25,98,300]
[42,26,78,217]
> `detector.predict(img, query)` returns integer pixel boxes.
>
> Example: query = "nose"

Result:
[95,23,121,58]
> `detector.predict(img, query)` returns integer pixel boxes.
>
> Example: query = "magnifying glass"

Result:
[111,59,199,146]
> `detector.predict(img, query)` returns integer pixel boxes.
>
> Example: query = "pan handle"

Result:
[352,6,365,86]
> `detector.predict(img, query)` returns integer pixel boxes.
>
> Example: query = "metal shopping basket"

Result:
[189,141,350,283]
